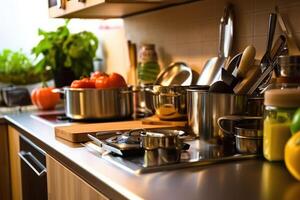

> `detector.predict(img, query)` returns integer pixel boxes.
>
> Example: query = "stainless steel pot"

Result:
[55,87,133,120]
[133,85,155,117]
[187,89,248,143]
[151,85,188,120]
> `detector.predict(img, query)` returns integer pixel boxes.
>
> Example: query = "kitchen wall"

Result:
[124,0,300,73]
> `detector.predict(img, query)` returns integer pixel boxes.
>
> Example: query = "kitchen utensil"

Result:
[260,13,277,72]
[1,86,31,107]
[247,35,286,95]
[141,129,190,165]
[208,80,234,93]
[150,85,189,120]
[275,6,300,55]
[197,4,234,86]
[186,90,248,142]
[226,52,242,75]
[88,129,144,157]
[132,84,155,117]
[221,68,239,88]
[127,40,138,85]
[53,87,133,120]
[277,55,300,77]
[54,120,179,143]
[236,45,256,79]
[234,64,261,95]
[217,115,263,136]
[154,62,192,86]
[235,127,263,155]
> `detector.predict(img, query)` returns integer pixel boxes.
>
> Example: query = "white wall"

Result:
[0,0,129,77]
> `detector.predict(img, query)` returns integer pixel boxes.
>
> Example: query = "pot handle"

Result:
[52,88,65,94]
[217,115,263,136]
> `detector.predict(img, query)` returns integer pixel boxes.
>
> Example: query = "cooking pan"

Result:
[197,4,234,86]
[54,87,133,120]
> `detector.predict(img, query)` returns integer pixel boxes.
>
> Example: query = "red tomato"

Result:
[90,71,108,80]
[31,87,60,110]
[71,78,95,88]
[108,73,127,88]
[95,76,110,89]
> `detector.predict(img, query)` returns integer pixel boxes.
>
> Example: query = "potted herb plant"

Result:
[32,20,99,87]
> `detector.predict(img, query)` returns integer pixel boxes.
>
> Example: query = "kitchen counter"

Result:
[3,111,300,200]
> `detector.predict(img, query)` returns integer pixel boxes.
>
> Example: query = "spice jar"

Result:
[137,44,160,84]
[263,88,300,161]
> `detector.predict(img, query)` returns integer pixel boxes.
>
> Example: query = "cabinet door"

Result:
[8,126,22,200]
[46,155,109,200]
[0,122,11,200]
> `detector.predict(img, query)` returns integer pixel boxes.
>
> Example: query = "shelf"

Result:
[49,0,199,19]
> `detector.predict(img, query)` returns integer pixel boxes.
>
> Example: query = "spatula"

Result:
[197,4,234,86]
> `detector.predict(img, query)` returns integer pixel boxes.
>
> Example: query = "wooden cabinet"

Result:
[8,126,22,200]
[49,0,197,18]
[46,155,109,200]
[0,122,11,200]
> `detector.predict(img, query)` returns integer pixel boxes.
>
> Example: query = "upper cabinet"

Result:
[48,0,198,18]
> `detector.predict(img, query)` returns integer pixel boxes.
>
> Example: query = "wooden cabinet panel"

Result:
[49,0,196,19]
[46,155,109,200]
[8,126,22,200]
[0,122,11,200]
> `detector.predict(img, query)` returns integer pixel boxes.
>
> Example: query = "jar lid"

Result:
[279,55,300,66]
[264,88,300,107]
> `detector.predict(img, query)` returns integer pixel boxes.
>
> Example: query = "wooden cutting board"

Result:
[55,120,179,143]
[141,115,187,126]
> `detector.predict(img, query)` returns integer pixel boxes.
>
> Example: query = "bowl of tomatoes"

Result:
[57,72,133,120]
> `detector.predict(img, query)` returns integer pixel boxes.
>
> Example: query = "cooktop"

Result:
[85,139,257,174]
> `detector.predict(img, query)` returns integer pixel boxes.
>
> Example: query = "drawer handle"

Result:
[18,151,47,177]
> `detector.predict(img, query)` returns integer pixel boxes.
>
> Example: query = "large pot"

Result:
[187,89,248,143]
[57,87,133,120]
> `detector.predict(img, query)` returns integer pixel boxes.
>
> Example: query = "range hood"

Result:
[49,0,199,19]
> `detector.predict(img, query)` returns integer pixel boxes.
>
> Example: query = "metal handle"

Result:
[218,4,234,58]
[217,115,262,136]
[266,13,277,53]
[18,151,47,177]
[52,88,65,94]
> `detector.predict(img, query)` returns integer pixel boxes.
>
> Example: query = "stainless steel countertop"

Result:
[3,111,300,200]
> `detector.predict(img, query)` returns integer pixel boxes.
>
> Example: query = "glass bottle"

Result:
[263,88,300,161]
[137,44,160,85]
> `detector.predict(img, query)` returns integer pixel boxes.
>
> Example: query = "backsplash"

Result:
[124,0,300,73]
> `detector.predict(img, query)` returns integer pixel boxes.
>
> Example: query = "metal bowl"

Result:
[151,85,188,120]
[154,62,193,86]
[234,127,263,155]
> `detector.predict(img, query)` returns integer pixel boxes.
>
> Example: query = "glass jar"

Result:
[137,44,160,84]
[264,88,300,161]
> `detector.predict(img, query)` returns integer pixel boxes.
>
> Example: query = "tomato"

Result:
[108,73,127,88]
[285,131,300,181]
[31,87,60,110]
[90,71,108,80]
[95,75,110,89]
[71,78,95,88]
